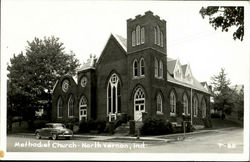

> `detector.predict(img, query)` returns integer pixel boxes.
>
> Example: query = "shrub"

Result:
[140,117,173,135]
[78,119,106,134]
[202,118,212,128]
[211,113,221,118]
[79,120,90,133]
[96,120,106,133]
[32,120,49,130]
[104,122,115,134]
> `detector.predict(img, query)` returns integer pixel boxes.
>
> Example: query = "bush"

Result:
[104,122,115,134]
[79,120,90,133]
[140,117,173,135]
[78,119,107,134]
[211,113,221,118]
[202,118,212,128]
[32,120,49,130]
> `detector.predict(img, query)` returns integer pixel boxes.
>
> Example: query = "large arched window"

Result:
[107,74,121,117]
[202,98,207,118]
[68,95,74,117]
[132,30,136,46]
[170,91,176,115]
[193,96,198,117]
[159,60,163,78]
[57,97,63,118]
[140,58,145,76]
[136,25,141,45]
[154,58,158,77]
[133,59,138,77]
[141,27,145,44]
[183,93,189,115]
[156,93,163,113]
[79,96,87,121]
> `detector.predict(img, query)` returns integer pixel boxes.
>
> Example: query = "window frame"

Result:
[154,58,159,78]
[140,58,145,77]
[133,59,138,78]
[79,96,87,121]
[193,96,198,117]
[170,91,176,116]
[57,97,63,118]
[68,95,74,118]
[156,93,163,114]
[183,93,189,115]
[141,27,145,44]
[132,30,136,47]
[136,25,141,45]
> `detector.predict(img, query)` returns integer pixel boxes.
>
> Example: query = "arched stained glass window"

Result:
[170,91,176,114]
[57,97,63,118]
[156,94,163,113]
[107,74,121,116]
[68,95,74,117]
[183,93,189,115]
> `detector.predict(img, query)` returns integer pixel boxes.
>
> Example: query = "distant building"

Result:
[51,11,211,128]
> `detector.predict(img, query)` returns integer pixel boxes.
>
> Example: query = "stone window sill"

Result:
[156,111,163,115]
[170,113,176,117]
[133,76,145,80]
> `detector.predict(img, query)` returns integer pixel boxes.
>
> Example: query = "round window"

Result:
[81,77,87,87]
[62,79,69,92]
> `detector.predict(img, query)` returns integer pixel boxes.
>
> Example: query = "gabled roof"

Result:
[182,64,188,74]
[77,55,97,72]
[113,34,127,52]
[167,59,177,74]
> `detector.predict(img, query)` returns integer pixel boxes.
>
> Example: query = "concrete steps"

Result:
[114,123,130,135]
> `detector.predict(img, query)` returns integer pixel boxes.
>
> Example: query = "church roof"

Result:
[77,55,97,72]
[112,35,210,94]
[113,34,127,52]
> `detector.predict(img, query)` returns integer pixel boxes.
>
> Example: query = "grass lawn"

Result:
[210,118,243,129]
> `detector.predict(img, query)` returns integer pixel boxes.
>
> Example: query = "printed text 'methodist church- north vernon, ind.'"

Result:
[52,11,212,129]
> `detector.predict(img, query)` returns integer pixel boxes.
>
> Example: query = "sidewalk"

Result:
[9,127,240,143]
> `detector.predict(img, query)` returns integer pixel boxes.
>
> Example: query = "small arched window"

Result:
[133,59,138,77]
[57,97,63,118]
[157,26,160,46]
[141,27,145,44]
[159,60,163,78]
[183,93,189,115]
[136,25,141,45]
[156,94,163,113]
[160,31,164,47]
[154,58,158,77]
[202,98,207,118]
[132,30,136,46]
[140,58,145,76]
[154,27,157,44]
[193,96,198,117]
[68,95,74,117]
[170,91,176,115]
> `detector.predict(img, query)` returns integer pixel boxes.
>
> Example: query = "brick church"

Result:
[52,11,211,127]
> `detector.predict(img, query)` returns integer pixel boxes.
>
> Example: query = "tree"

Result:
[7,36,80,126]
[199,6,244,41]
[211,68,235,119]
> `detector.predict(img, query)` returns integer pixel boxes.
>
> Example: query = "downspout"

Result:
[190,88,193,125]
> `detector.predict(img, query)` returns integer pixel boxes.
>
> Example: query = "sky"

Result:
[2,0,249,86]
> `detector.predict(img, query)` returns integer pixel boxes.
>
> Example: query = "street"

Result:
[7,127,243,153]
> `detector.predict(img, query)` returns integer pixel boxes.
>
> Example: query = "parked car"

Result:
[35,123,73,140]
